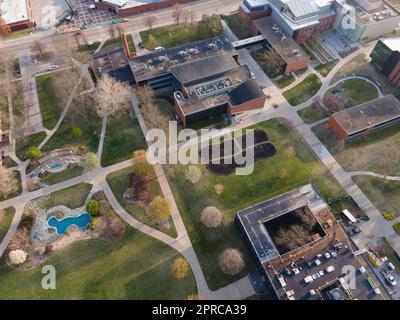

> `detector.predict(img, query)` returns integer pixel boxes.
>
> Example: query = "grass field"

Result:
[275,74,296,89]
[353,176,400,217]
[0,171,22,202]
[283,74,322,106]
[297,104,331,124]
[36,73,63,130]
[106,167,177,238]
[0,207,15,243]
[1,93,10,132]
[40,166,84,186]
[140,21,223,50]
[15,132,47,161]
[223,13,252,40]
[42,183,92,210]
[101,114,147,167]
[167,118,345,290]
[0,224,196,299]
[315,59,339,77]
[313,122,400,176]
[3,156,17,168]
[327,78,379,107]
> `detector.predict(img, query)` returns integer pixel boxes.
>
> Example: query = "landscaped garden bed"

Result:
[283,74,322,106]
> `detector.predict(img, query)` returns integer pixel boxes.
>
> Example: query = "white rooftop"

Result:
[382,37,400,52]
[0,0,30,24]
[97,0,165,8]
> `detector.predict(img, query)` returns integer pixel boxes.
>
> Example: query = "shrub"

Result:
[185,166,201,184]
[86,199,100,217]
[219,248,245,275]
[25,147,43,160]
[200,206,224,228]
[132,149,153,178]
[8,249,27,265]
[393,222,400,234]
[383,212,397,220]
[70,127,82,139]
[84,152,99,169]
[148,196,170,221]
[214,184,224,195]
[171,257,190,279]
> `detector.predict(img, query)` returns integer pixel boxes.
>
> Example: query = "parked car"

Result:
[309,289,317,296]
[314,259,321,266]
[312,271,324,280]
[387,262,396,272]
[304,275,314,284]
[353,227,361,234]
[326,266,335,273]
[381,270,397,286]
[48,65,59,71]
[324,252,331,259]
[138,42,145,49]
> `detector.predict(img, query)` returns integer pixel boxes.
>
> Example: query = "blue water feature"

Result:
[50,163,63,169]
[48,213,91,235]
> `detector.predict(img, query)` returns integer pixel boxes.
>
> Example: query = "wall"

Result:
[284,57,309,74]
[328,116,348,140]
[360,17,400,42]
[239,4,268,20]
[96,0,197,17]
[228,96,266,116]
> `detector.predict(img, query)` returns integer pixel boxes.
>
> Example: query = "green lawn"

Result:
[140,20,223,50]
[275,74,296,89]
[4,29,34,40]
[106,167,177,238]
[0,225,196,299]
[223,13,252,40]
[42,183,92,209]
[283,74,322,106]
[297,103,331,124]
[40,166,84,186]
[15,132,47,161]
[3,156,17,168]
[11,80,24,125]
[354,176,400,217]
[36,73,64,130]
[101,114,147,167]
[328,78,379,107]
[167,118,345,290]
[315,59,339,77]
[0,207,15,243]
[0,171,22,201]
[42,102,101,154]
[313,122,400,176]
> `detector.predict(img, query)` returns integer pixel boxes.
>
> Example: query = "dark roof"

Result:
[129,35,236,82]
[170,54,239,85]
[229,79,264,106]
[91,44,133,82]
[252,16,309,66]
[331,95,400,135]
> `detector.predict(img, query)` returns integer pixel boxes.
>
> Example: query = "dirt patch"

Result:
[214,184,224,195]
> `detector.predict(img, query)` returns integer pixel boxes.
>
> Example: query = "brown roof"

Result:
[331,95,400,135]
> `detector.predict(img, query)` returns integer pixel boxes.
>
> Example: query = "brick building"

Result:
[0,0,35,31]
[94,0,196,16]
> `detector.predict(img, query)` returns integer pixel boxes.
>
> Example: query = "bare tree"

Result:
[0,17,11,39]
[143,15,157,30]
[182,9,190,27]
[92,74,131,118]
[382,147,399,180]
[189,10,197,25]
[172,4,184,25]
[31,40,49,61]
[219,249,245,275]
[0,168,18,198]
[108,24,117,39]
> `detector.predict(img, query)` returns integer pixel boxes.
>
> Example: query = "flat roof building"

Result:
[328,94,400,140]
[252,16,310,73]
[370,38,400,87]
[236,184,384,300]
[0,0,35,31]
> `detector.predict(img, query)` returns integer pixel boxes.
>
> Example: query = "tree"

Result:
[70,127,82,139]
[197,14,223,38]
[8,249,27,265]
[0,168,18,198]
[186,294,202,300]
[172,4,184,25]
[0,18,11,39]
[219,249,245,275]
[136,84,155,106]
[144,15,157,30]
[132,149,153,178]
[182,9,191,27]
[200,206,224,228]
[130,174,152,203]
[25,147,43,160]
[185,165,201,184]
[84,152,99,169]
[87,199,100,217]
[31,40,49,60]
[92,74,131,118]
[148,196,170,221]
[262,50,283,77]
[381,147,399,180]
[171,257,190,279]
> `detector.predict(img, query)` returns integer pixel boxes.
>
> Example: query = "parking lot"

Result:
[58,0,119,32]
[31,0,70,29]
[273,243,386,300]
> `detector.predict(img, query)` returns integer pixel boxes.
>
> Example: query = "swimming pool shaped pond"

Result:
[48,213,91,235]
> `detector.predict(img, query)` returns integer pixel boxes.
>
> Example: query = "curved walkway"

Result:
[350,171,400,181]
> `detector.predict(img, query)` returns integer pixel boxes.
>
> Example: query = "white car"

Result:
[48,65,59,71]
[309,289,317,296]
[314,259,321,266]
[312,271,324,280]
[304,275,314,284]
[326,266,335,273]
[384,273,397,286]
[324,252,331,259]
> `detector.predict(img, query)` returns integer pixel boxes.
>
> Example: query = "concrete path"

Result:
[96,116,108,162]
[0,204,25,258]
